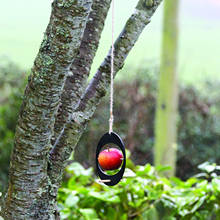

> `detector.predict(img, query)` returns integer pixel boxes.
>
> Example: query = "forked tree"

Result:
[1,0,162,219]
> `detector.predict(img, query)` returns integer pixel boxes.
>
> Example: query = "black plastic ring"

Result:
[96,132,126,186]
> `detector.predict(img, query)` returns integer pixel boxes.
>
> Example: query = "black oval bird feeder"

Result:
[96,132,126,186]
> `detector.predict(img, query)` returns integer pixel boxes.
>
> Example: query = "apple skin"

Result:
[98,148,123,170]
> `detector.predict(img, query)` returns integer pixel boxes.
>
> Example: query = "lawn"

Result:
[0,0,220,83]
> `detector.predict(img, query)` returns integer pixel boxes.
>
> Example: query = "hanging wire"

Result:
[109,0,115,134]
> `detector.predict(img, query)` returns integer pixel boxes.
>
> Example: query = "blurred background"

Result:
[1,0,220,82]
[0,0,220,190]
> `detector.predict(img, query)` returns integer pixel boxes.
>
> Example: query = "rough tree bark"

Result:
[154,0,179,176]
[1,0,93,219]
[1,0,162,219]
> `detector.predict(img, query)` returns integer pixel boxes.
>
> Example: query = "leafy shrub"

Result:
[58,159,220,220]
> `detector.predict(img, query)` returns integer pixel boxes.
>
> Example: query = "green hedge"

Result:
[0,61,26,190]
[58,158,220,220]
[0,65,219,190]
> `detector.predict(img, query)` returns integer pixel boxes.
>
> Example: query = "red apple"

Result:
[98,148,123,170]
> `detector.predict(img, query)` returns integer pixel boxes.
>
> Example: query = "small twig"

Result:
[97,174,135,183]
[97,179,111,183]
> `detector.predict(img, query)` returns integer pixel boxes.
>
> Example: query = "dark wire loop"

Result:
[96,132,126,186]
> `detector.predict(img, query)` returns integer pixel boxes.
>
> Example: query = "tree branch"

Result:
[49,0,111,189]
[2,0,92,219]
[52,0,112,146]
[49,0,163,184]
[77,0,164,114]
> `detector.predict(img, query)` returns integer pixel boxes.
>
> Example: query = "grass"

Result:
[1,0,220,84]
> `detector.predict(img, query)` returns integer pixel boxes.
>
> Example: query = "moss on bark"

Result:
[1,0,92,219]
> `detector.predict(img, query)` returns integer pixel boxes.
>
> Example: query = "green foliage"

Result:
[58,160,220,220]
[0,61,26,190]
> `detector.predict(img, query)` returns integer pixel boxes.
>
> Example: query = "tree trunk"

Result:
[1,0,92,219]
[1,0,163,219]
[154,0,179,176]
